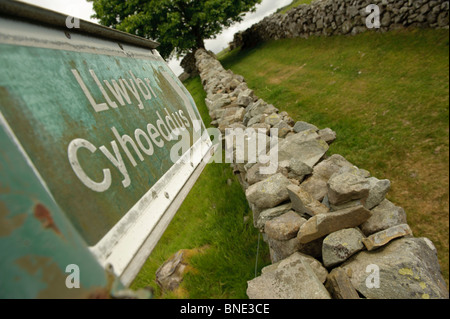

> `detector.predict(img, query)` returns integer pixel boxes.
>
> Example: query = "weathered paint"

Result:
[0,121,116,298]
[0,2,212,295]
[0,43,203,245]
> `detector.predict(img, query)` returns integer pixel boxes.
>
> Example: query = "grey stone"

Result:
[227,78,242,91]
[255,202,292,230]
[247,100,278,118]
[360,199,407,236]
[246,162,287,186]
[247,114,267,127]
[318,128,337,144]
[299,176,328,202]
[362,223,413,251]
[313,154,355,181]
[273,120,293,138]
[245,173,291,209]
[178,72,190,82]
[208,96,231,111]
[228,131,271,163]
[155,250,187,292]
[250,123,271,134]
[278,130,329,168]
[288,158,313,178]
[247,252,331,299]
[332,165,371,179]
[262,252,328,284]
[341,237,449,299]
[237,93,253,107]
[322,228,365,268]
[330,199,363,211]
[287,184,330,216]
[342,20,353,34]
[265,211,307,241]
[265,113,282,126]
[268,236,301,263]
[364,177,391,209]
[381,11,392,27]
[327,171,371,206]
[293,121,319,133]
[437,11,449,27]
[325,267,360,299]
[298,205,372,244]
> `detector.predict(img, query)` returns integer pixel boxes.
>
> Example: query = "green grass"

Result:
[132,28,449,297]
[220,28,449,288]
[277,0,314,14]
[131,77,271,299]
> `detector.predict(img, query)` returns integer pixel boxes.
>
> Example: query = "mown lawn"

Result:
[219,28,449,287]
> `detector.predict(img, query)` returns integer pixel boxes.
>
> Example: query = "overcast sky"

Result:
[18,0,292,75]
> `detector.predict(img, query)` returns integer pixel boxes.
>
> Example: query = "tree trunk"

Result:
[195,37,205,50]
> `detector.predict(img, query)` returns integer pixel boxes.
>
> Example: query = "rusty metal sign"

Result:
[0,1,213,295]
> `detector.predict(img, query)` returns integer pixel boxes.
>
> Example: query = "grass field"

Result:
[132,27,449,297]
[277,0,313,14]
[219,28,449,288]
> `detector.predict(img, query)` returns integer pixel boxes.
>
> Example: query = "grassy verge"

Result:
[131,77,271,299]
[219,28,449,288]
[277,0,314,14]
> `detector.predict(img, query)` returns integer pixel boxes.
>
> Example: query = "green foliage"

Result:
[88,0,261,59]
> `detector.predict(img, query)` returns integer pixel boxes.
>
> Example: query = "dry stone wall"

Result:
[230,0,449,49]
[194,48,449,299]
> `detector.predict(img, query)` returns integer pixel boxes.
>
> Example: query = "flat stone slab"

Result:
[360,199,407,236]
[293,121,319,133]
[247,252,331,299]
[341,237,449,299]
[362,223,413,251]
[287,184,329,216]
[298,205,372,244]
[278,130,329,168]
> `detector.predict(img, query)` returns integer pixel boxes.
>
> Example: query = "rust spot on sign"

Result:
[33,203,62,236]
[86,288,111,299]
[0,201,27,237]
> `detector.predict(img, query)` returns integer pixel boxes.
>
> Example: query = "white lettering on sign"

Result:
[68,138,112,192]
[71,69,109,112]
[71,69,157,112]
[67,110,191,192]
[68,68,199,193]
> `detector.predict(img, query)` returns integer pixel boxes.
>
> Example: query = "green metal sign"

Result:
[0,121,114,298]
[0,43,201,245]
[0,1,212,295]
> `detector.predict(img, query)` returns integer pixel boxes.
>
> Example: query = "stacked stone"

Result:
[194,49,448,299]
[230,0,449,49]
